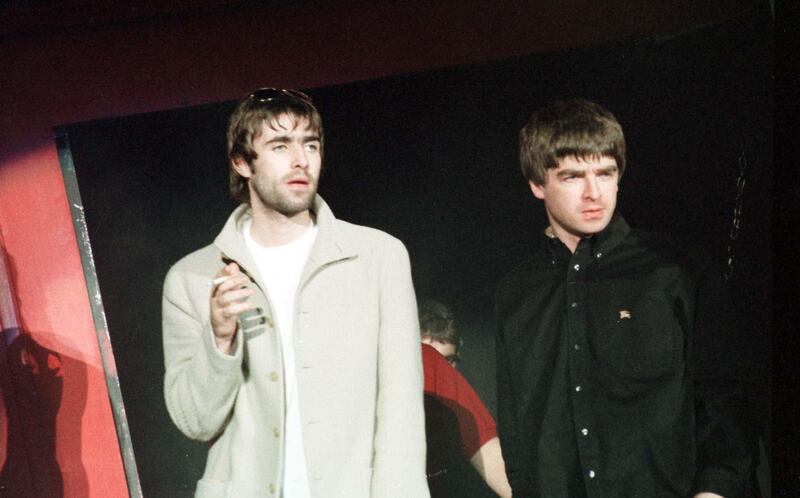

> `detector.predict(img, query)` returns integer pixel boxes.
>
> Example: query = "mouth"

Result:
[286,176,311,188]
[582,207,604,220]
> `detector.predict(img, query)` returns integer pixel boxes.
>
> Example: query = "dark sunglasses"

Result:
[248,87,313,105]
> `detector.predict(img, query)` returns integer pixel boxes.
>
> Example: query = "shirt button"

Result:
[570,302,578,309]
[596,252,603,258]
[575,385,582,392]
[269,483,276,494]
[581,428,589,436]
[269,371,279,381]
[273,427,280,437]
[573,344,581,351]
[266,316,274,328]
[573,264,580,271]
[588,470,596,478]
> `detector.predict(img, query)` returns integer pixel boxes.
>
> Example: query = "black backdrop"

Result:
[61,9,773,497]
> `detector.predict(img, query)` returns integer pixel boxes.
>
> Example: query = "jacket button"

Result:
[269,371,279,381]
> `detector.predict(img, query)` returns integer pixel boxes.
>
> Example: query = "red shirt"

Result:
[422,343,497,464]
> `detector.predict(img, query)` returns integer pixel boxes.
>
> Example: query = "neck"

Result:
[549,225,581,253]
[249,204,312,247]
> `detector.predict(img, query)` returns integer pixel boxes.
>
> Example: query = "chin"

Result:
[589,222,611,234]
[284,197,316,215]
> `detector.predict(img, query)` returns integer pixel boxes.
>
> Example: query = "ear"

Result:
[529,180,546,200]
[232,156,253,178]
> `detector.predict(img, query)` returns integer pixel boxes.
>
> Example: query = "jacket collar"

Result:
[213,195,356,288]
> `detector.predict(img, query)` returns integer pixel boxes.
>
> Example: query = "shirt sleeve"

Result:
[422,344,497,459]
[493,293,528,495]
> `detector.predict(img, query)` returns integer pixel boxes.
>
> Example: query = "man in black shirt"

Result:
[495,100,756,498]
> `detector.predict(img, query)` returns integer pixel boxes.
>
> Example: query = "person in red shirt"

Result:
[419,300,511,498]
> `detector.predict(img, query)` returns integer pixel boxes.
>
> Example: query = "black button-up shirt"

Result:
[495,214,756,498]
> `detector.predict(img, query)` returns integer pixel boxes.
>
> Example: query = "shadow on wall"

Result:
[0,237,88,497]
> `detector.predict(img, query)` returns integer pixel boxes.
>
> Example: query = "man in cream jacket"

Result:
[162,88,428,498]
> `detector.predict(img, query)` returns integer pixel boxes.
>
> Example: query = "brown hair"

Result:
[226,89,324,204]
[519,99,625,185]
[418,300,461,350]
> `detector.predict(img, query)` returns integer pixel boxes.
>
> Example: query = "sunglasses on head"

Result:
[248,87,313,105]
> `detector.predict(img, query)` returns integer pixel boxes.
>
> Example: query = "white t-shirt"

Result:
[244,220,317,498]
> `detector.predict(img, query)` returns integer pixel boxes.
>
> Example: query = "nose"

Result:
[291,144,309,169]
[583,176,601,200]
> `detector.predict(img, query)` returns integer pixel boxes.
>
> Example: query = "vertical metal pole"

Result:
[54,128,143,498]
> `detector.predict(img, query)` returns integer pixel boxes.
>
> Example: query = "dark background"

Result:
[62,9,773,497]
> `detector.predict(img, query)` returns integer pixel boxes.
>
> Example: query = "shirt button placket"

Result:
[570,250,598,493]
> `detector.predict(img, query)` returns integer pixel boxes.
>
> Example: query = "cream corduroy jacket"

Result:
[163,196,429,498]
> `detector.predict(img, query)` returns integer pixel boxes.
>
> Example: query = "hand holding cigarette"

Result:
[212,275,232,286]
[209,262,255,354]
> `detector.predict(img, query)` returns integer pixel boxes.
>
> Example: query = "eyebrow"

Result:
[264,133,321,145]
[556,164,618,179]
[596,164,619,174]
[556,168,586,179]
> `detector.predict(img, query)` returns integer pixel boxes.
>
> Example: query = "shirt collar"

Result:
[544,212,630,263]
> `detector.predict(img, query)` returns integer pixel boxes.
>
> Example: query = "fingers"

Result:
[212,263,252,297]
[212,272,254,318]
[213,273,251,296]
[210,263,256,344]
[212,284,255,316]
[216,293,256,318]
[216,286,254,306]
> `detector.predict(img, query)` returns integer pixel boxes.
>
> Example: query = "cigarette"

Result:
[212,275,232,286]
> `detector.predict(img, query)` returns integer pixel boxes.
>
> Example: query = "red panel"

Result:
[0,146,120,496]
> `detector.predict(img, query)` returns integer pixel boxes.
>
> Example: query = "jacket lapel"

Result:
[213,204,265,289]
[299,196,357,290]
[213,196,357,295]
